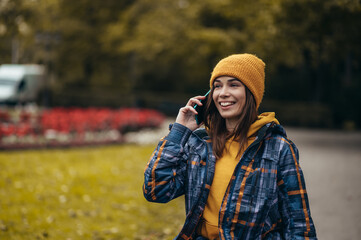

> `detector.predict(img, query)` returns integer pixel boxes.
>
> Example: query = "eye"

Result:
[214,84,221,88]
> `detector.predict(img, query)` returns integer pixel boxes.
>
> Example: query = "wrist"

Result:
[167,123,193,145]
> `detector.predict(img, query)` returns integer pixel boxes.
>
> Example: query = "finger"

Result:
[192,95,206,102]
[194,95,206,99]
[182,106,198,115]
[187,96,205,107]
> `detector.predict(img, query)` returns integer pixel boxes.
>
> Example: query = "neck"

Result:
[226,119,237,132]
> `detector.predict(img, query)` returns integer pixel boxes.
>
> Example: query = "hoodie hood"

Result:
[247,112,279,138]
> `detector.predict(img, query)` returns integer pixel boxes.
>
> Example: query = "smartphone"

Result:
[194,90,211,125]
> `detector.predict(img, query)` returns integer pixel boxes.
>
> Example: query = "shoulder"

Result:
[188,127,210,155]
[193,127,209,140]
[261,123,298,162]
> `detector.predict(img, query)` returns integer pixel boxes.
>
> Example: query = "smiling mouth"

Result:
[220,102,235,107]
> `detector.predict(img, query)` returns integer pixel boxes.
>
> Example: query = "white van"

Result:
[0,64,46,105]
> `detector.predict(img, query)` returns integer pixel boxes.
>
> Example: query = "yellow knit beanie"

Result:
[210,53,266,109]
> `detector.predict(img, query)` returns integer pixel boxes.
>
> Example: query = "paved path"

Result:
[286,128,361,240]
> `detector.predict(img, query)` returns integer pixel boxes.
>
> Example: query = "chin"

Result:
[220,113,237,120]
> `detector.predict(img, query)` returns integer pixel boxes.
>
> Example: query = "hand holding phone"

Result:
[194,90,210,125]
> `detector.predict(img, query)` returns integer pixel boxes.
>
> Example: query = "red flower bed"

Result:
[0,107,166,149]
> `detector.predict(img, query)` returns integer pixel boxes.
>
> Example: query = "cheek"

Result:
[212,94,222,111]
[212,92,218,103]
[237,89,246,102]
[236,92,246,109]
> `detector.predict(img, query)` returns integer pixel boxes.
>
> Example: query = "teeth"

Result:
[220,102,233,107]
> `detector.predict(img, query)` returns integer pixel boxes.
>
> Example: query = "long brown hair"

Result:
[204,86,258,159]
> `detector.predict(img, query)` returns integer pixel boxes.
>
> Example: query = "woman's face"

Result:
[212,76,246,130]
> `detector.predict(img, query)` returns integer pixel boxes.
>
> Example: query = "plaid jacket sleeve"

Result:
[277,138,317,239]
[143,123,192,203]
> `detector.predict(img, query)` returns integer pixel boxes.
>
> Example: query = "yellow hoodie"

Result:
[198,112,279,239]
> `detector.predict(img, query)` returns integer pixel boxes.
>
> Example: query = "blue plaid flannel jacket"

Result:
[143,122,317,240]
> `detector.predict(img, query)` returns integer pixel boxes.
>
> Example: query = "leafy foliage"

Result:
[0,0,360,127]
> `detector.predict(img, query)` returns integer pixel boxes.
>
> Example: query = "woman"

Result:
[143,54,317,240]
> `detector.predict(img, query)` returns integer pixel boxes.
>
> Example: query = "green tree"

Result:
[267,0,361,126]
[0,0,38,63]
[1,0,360,127]
[102,0,273,94]
[52,0,133,91]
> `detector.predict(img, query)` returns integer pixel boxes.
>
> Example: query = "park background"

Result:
[1,0,361,239]
[1,0,361,128]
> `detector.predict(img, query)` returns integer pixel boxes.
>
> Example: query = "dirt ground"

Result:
[286,127,361,240]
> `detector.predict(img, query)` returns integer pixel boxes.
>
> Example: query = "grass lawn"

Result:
[0,145,185,240]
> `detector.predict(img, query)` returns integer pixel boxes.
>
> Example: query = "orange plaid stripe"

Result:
[288,189,307,196]
[281,138,311,233]
[262,219,282,238]
[150,140,167,201]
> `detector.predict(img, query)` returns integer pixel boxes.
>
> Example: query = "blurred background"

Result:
[0,0,360,239]
[1,0,360,128]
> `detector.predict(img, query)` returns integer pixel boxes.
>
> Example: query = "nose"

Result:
[219,86,230,97]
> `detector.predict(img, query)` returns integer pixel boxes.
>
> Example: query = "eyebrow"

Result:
[214,78,241,83]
